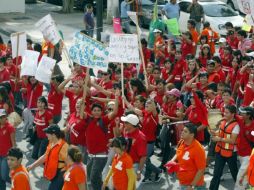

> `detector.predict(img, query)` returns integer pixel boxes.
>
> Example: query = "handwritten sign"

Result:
[35,56,56,83]
[10,32,27,58]
[35,14,61,45]
[69,32,108,71]
[20,50,40,76]
[108,34,140,63]
[237,0,251,14]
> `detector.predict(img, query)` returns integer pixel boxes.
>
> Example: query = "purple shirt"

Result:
[84,12,94,28]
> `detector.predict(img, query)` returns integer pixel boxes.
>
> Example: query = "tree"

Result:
[62,0,74,13]
[106,0,119,24]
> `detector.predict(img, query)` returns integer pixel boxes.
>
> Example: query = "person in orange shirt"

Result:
[153,29,165,66]
[200,22,219,55]
[0,35,7,52]
[103,137,136,190]
[62,145,86,190]
[187,19,199,55]
[170,123,206,190]
[7,148,31,190]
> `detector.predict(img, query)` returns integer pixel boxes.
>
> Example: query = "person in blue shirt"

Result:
[84,4,95,37]
[120,0,134,34]
[162,0,180,20]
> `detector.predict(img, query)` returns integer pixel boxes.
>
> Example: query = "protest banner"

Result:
[35,56,56,84]
[69,32,108,72]
[35,14,61,45]
[10,32,27,58]
[164,18,180,36]
[20,50,40,76]
[108,34,140,63]
[237,0,251,14]
[113,18,122,33]
[127,11,142,35]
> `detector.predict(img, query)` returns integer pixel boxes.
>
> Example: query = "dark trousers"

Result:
[209,152,239,190]
[32,138,48,159]
[145,142,161,178]
[0,157,10,190]
[48,169,64,190]
[87,156,107,190]
[161,127,171,166]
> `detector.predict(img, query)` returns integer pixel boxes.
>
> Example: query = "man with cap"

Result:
[121,113,147,181]
[0,109,16,190]
[27,124,68,190]
[235,106,254,190]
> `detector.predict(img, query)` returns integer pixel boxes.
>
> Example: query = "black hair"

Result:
[37,96,48,108]
[225,105,237,114]
[86,4,93,9]
[28,76,38,90]
[223,45,232,54]
[68,145,83,163]
[183,31,193,40]
[8,148,23,160]
[203,21,210,28]
[237,30,247,38]
[134,95,146,108]
[242,56,251,62]
[222,88,232,96]
[184,122,197,137]
[212,56,221,64]
[34,43,42,53]
[201,45,211,59]
[0,86,13,110]
[91,103,103,111]
[141,38,148,46]
[153,66,161,73]
[207,60,216,67]
[195,90,204,102]
[187,19,196,28]
[111,137,128,150]
[0,82,11,94]
[26,39,33,45]
[0,35,4,44]
[225,22,233,28]
[130,78,146,95]
[200,35,208,44]
[155,79,165,85]
[52,74,64,83]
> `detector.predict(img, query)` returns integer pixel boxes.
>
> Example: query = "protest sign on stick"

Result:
[108,34,140,63]
[20,50,40,76]
[10,32,27,58]
[121,63,125,109]
[35,56,56,84]
[69,32,108,72]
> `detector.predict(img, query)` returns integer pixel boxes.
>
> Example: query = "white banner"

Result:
[237,0,251,14]
[127,11,142,34]
[10,32,27,58]
[35,14,61,45]
[246,14,254,26]
[108,34,140,63]
[35,56,56,83]
[20,50,40,77]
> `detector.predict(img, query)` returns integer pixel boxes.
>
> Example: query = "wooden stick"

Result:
[121,62,125,109]
[62,42,74,70]
[80,68,90,119]
[14,33,20,90]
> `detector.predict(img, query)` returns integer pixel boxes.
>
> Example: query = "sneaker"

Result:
[141,178,153,184]
[154,171,162,182]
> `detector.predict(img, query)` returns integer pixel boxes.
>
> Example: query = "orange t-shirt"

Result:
[11,165,30,190]
[200,28,219,55]
[62,163,86,190]
[176,139,206,186]
[0,44,7,52]
[42,41,54,55]
[112,152,133,190]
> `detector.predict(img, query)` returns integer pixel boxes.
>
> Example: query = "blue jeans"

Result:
[0,157,11,190]
[181,185,206,190]
[121,18,131,34]
[145,142,161,178]
[48,169,64,190]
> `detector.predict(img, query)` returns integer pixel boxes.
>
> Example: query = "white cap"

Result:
[153,29,162,33]
[219,38,226,43]
[121,114,139,126]
[246,51,254,57]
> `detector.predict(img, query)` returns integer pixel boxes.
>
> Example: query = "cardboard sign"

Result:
[35,14,61,45]
[108,34,140,63]
[69,32,108,71]
[35,56,56,83]
[10,32,27,58]
[20,50,40,76]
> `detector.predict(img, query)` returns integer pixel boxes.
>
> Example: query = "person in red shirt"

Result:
[198,44,211,68]
[25,76,43,109]
[219,88,235,115]
[32,96,53,160]
[0,56,10,84]
[226,30,239,50]
[207,60,220,84]
[180,31,194,59]
[7,148,31,190]
[235,107,254,190]
[139,38,151,80]
[129,78,147,102]
[0,86,13,114]
[48,75,64,124]
[62,146,86,190]
[150,79,165,107]
[220,46,233,74]
[84,92,119,190]
[0,109,16,190]
[212,56,226,83]
[188,19,199,55]
[161,59,174,84]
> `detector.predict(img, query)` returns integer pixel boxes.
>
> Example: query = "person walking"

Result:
[187,0,204,33]
[83,4,95,37]
[120,0,134,34]
[7,148,31,190]
[209,105,239,190]
[27,124,69,190]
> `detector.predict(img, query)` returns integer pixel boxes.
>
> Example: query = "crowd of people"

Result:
[1,0,254,189]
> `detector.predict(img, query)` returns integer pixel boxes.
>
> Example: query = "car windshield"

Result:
[203,4,238,17]
[138,0,153,5]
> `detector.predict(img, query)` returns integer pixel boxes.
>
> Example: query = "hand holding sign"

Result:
[20,50,40,76]
[10,32,27,58]
[35,56,56,84]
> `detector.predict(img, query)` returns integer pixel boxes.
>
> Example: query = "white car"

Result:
[178,0,244,36]
[220,0,240,12]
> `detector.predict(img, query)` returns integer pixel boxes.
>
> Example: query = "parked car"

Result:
[219,0,240,12]
[178,0,244,36]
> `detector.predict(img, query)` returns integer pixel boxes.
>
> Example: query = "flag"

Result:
[153,0,158,21]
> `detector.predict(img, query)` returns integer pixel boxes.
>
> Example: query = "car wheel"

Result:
[227,0,235,10]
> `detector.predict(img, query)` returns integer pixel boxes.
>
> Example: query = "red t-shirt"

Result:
[161,68,174,83]
[238,72,250,99]
[98,80,113,98]
[48,84,64,116]
[227,68,241,90]
[67,113,86,146]
[172,60,185,82]
[34,110,53,139]
[124,129,147,163]
[65,90,83,114]
[198,55,209,68]
[85,115,112,154]
[141,111,158,142]
[153,91,164,106]
[0,122,15,156]
[181,40,193,59]
[26,83,43,109]
[226,36,239,50]
[0,68,10,83]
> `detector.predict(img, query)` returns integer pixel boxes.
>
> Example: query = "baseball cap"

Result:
[43,124,61,134]
[219,38,226,43]
[0,109,7,117]
[166,88,181,98]
[153,29,162,33]
[121,114,139,126]
[246,51,254,58]
[239,106,254,115]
